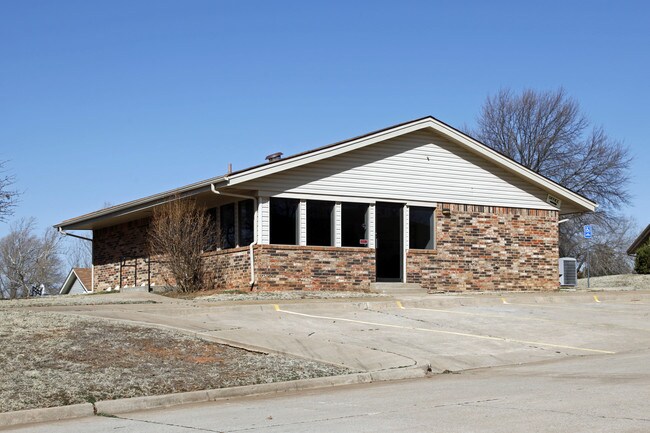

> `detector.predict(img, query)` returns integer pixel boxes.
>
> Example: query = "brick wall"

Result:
[253,245,375,291]
[406,203,559,292]
[204,247,251,291]
[93,218,174,291]
[92,203,558,293]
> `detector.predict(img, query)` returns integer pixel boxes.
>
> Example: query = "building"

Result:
[59,268,92,295]
[627,224,650,256]
[54,117,597,293]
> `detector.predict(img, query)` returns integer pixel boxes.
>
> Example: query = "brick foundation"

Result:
[204,247,252,291]
[407,203,559,292]
[254,245,374,291]
[92,203,559,293]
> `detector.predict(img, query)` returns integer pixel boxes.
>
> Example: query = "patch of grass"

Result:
[161,288,249,299]
[0,294,157,309]
[0,310,351,413]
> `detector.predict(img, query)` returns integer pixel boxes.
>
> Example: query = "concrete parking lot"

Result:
[6,290,650,432]
[36,291,650,374]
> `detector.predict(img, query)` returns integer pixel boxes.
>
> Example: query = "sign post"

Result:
[583,225,592,288]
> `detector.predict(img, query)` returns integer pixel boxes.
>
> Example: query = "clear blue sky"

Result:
[1,0,648,238]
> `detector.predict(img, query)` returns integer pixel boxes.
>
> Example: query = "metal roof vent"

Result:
[265,152,283,162]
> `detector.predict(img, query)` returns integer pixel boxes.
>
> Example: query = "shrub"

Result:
[148,197,210,292]
[634,242,650,274]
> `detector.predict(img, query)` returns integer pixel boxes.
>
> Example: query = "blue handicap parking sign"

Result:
[584,225,592,239]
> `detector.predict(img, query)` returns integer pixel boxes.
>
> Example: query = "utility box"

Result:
[559,257,577,286]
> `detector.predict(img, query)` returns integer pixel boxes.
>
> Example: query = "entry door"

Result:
[375,202,403,281]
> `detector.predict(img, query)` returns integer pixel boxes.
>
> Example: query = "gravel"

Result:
[0,310,351,413]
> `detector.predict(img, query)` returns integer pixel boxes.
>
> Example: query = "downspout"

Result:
[57,227,94,292]
[210,184,258,289]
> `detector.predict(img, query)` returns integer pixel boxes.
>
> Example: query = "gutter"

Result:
[57,227,93,242]
[210,184,258,289]
[57,227,94,292]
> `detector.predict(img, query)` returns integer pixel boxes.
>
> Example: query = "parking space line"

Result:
[274,307,615,354]
[403,305,555,323]
[505,303,638,314]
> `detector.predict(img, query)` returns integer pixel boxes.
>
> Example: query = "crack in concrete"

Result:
[223,412,384,432]
[111,415,226,432]
[461,402,650,423]
[114,411,385,433]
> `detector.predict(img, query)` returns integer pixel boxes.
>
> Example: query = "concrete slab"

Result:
[31,290,650,377]
[8,348,650,432]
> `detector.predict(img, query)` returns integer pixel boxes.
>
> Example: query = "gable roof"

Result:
[627,224,650,255]
[59,268,92,294]
[55,116,597,230]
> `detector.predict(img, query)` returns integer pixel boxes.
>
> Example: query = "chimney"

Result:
[265,152,283,162]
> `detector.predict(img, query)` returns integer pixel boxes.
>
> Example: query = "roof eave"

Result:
[224,117,597,213]
[54,180,221,230]
[627,224,650,255]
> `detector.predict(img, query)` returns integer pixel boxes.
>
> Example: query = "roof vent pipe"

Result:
[265,152,283,162]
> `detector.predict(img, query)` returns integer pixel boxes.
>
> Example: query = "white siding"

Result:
[242,130,554,210]
[403,205,410,250]
[368,203,375,249]
[299,200,307,246]
[259,196,270,244]
[334,202,342,247]
[69,279,87,295]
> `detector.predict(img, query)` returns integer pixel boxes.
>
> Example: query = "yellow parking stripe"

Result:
[508,303,636,315]
[274,308,615,355]
[405,306,554,323]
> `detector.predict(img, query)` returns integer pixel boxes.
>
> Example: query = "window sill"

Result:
[407,249,437,255]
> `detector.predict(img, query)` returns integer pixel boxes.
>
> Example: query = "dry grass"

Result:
[0,310,350,413]
[193,290,388,302]
[577,274,650,290]
[0,292,157,309]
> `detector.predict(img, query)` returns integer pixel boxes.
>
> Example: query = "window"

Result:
[238,200,254,246]
[205,207,218,251]
[307,200,334,246]
[409,206,434,249]
[220,203,235,249]
[342,203,368,247]
[270,198,299,245]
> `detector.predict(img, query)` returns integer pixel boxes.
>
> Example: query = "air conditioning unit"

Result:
[559,257,577,286]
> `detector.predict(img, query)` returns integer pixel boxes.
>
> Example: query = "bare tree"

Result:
[148,197,210,293]
[474,88,631,210]
[0,161,19,223]
[65,235,92,269]
[473,88,633,274]
[0,218,64,298]
[561,216,636,277]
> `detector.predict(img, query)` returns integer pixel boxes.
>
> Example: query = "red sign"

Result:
[359,239,368,245]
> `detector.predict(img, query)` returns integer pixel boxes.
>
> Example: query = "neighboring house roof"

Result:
[59,268,92,294]
[54,116,597,231]
[627,224,650,255]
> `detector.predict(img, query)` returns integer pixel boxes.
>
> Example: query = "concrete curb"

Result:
[0,365,431,429]
[94,372,374,415]
[0,403,94,428]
